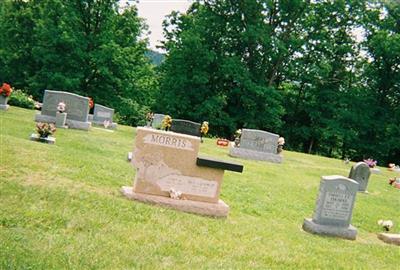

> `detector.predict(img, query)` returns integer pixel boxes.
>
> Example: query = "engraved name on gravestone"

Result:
[313,176,358,227]
[41,90,89,122]
[132,127,223,203]
[152,113,165,129]
[348,162,371,192]
[240,129,279,153]
[170,119,201,137]
[93,104,114,122]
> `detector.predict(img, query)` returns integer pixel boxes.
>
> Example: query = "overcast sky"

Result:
[129,0,192,51]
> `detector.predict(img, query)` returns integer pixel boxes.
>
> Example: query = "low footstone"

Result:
[377,233,400,246]
[302,175,359,240]
[30,134,56,144]
[370,168,381,174]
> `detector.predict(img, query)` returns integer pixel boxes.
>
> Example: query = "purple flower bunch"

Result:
[363,158,377,168]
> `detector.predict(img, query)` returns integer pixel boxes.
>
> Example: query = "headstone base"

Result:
[370,168,380,174]
[377,233,400,246]
[302,218,357,240]
[30,134,56,144]
[229,145,282,163]
[0,104,9,110]
[121,186,229,218]
[35,114,91,130]
[91,121,117,129]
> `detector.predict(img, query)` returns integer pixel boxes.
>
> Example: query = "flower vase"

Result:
[234,137,240,147]
[277,145,283,154]
[56,112,67,128]
[0,95,9,110]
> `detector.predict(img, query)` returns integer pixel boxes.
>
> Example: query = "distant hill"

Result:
[145,50,165,66]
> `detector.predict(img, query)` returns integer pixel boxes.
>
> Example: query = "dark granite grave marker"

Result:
[170,119,201,137]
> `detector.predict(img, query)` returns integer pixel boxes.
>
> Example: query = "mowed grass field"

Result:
[1,107,399,269]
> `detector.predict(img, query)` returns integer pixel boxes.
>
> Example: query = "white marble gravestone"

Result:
[348,162,371,192]
[303,175,359,240]
[34,90,91,130]
[121,127,243,217]
[229,129,282,163]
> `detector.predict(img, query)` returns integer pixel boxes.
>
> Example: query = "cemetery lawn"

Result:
[1,107,400,270]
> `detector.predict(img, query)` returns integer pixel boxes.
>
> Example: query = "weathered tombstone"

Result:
[229,129,282,163]
[170,119,201,137]
[121,127,243,217]
[348,162,371,192]
[151,113,165,129]
[92,104,117,129]
[34,90,91,130]
[303,175,359,240]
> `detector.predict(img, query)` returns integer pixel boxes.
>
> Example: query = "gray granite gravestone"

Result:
[170,119,201,137]
[229,129,282,163]
[152,113,165,129]
[34,90,91,130]
[348,162,371,192]
[303,175,359,240]
[92,104,117,129]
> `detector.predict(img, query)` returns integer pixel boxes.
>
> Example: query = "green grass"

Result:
[1,107,399,269]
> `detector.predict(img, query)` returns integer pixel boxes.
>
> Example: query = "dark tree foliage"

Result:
[0,0,157,126]
[159,0,400,164]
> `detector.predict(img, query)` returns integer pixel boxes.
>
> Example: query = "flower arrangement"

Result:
[36,122,56,138]
[278,137,285,146]
[103,120,110,129]
[234,129,242,146]
[363,158,377,168]
[200,121,209,135]
[57,102,66,113]
[146,112,154,122]
[216,138,229,147]
[146,112,154,127]
[234,129,242,139]
[388,163,395,171]
[161,115,172,131]
[0,83,13,97]
[88,97,94,109]
[277,136,285,154]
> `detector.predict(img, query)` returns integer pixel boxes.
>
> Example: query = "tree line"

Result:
[1,0,399,165]
[158,0,400,164]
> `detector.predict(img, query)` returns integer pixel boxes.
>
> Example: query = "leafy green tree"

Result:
[0,0,157,126]
[158,0,316,136]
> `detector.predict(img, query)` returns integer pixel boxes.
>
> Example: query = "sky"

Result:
[122,0,193,51]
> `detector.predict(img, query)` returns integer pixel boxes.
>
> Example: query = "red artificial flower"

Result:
[1,83,12,97]
[88,97,94,109]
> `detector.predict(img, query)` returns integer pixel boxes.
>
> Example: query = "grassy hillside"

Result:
[1,107,399,269]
